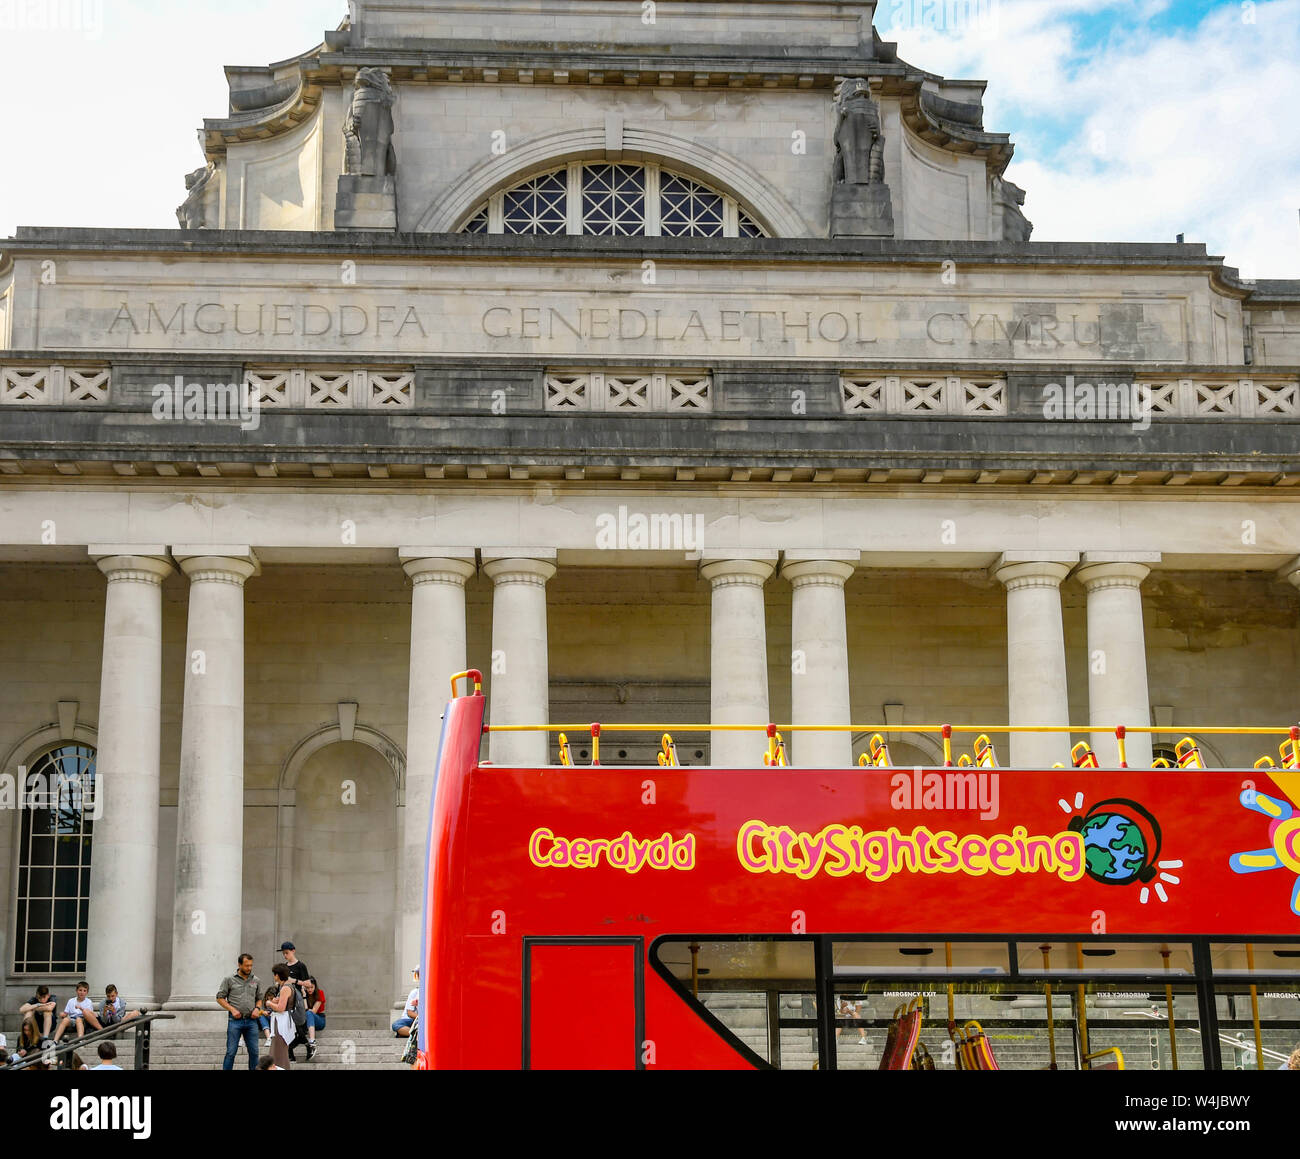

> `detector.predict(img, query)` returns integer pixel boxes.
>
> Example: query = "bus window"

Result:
[1211,945,1300,1070]
[1016,941,1195,976]
[830,979,1083,1071]
[1210,942,1300,975]
[829,941,1203,1071]
[1214,984,1300,1069]
[1080,982,1204,1071]
[651,938,817,1069]
[832,941,1010,976]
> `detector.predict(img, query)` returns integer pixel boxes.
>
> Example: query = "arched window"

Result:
[460,161,768,238]
[14,744,96,973]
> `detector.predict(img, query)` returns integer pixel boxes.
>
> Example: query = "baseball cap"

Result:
[279,941,296,951]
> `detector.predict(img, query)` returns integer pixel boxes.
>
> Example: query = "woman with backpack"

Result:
[264,963,297,1069]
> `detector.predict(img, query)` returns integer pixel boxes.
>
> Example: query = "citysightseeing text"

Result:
[736,821,1085,883]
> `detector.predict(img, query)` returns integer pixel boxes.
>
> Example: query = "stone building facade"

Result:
[1,0,1299,1026]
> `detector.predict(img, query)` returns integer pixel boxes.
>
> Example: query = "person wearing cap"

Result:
[392,967,419,1037]
[279,941,310,996]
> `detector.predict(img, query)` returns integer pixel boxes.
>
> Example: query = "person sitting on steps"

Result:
[393,967,419,1038]
[289,976,325,1063]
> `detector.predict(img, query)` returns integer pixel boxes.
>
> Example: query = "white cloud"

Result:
[0,0,345,237]
[0,0,1294,278]
[886,0,1300,277]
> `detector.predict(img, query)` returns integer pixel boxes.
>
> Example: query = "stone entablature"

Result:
[2,488,1300,568]
[0,233,1264,366]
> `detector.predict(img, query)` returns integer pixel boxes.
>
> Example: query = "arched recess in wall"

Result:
[1152,733,1226,769]
[413,124,810,237]
[852,730,946,768]
[272,722,407,967]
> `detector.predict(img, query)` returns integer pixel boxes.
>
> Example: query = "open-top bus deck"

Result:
[419,672,1300,1071]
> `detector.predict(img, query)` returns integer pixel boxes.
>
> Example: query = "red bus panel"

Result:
[525,941,640,1070]
[420,693,1300,1069]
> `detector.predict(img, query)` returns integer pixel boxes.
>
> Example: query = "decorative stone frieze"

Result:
[1,365,110,405]
[243,368,414,409]
[841,374,1008,417]
[842,373,1300,421]
[544,371,713,413]
[1137,378,1300,418]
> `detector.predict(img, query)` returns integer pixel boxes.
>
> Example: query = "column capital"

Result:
[1280,556,1300,590]
[175,547,259,586]
[1079,551,1162,567]
[483,557,556,586]
[781,559,856,588]
[993,556,1075,591]
[481,547,557,564]
[400,546,475,563]
[1074,561,1152,592]
[701,557,776,587]
[402,555,477,586]
[92,550,173,585]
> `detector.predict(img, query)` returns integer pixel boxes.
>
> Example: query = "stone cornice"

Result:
[1,228,1232,272]
[196,39,910,147]
[875,73,1013,174]
[196,47,903,159]
[3,403,1299,484]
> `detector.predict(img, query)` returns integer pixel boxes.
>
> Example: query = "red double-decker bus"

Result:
[419,673,1300,1071]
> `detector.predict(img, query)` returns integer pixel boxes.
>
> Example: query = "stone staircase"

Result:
[149,1026,409,1071]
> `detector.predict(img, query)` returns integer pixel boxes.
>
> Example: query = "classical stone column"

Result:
[86,548,173,1008]
[993,553,1078,768]
[398,550,475,996]
[1076,554,1160,768]
[781,553,856,768]
[701,554,777,768]
[164,548,258,1016]
[484,552,556,766]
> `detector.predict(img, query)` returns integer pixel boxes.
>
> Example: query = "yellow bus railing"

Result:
[461,689,1300,769]
[1084,1047,1126,1071]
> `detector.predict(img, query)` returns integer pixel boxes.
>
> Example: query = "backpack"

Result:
[287,983,308,1028]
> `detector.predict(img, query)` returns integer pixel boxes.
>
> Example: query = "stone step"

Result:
[147,1029,414,1071]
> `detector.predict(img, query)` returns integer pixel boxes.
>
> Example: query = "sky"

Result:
[0,0,1296,277]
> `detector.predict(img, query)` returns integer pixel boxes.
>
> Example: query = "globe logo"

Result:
[1080,813,1148,884]
[1069,798,1163,888]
